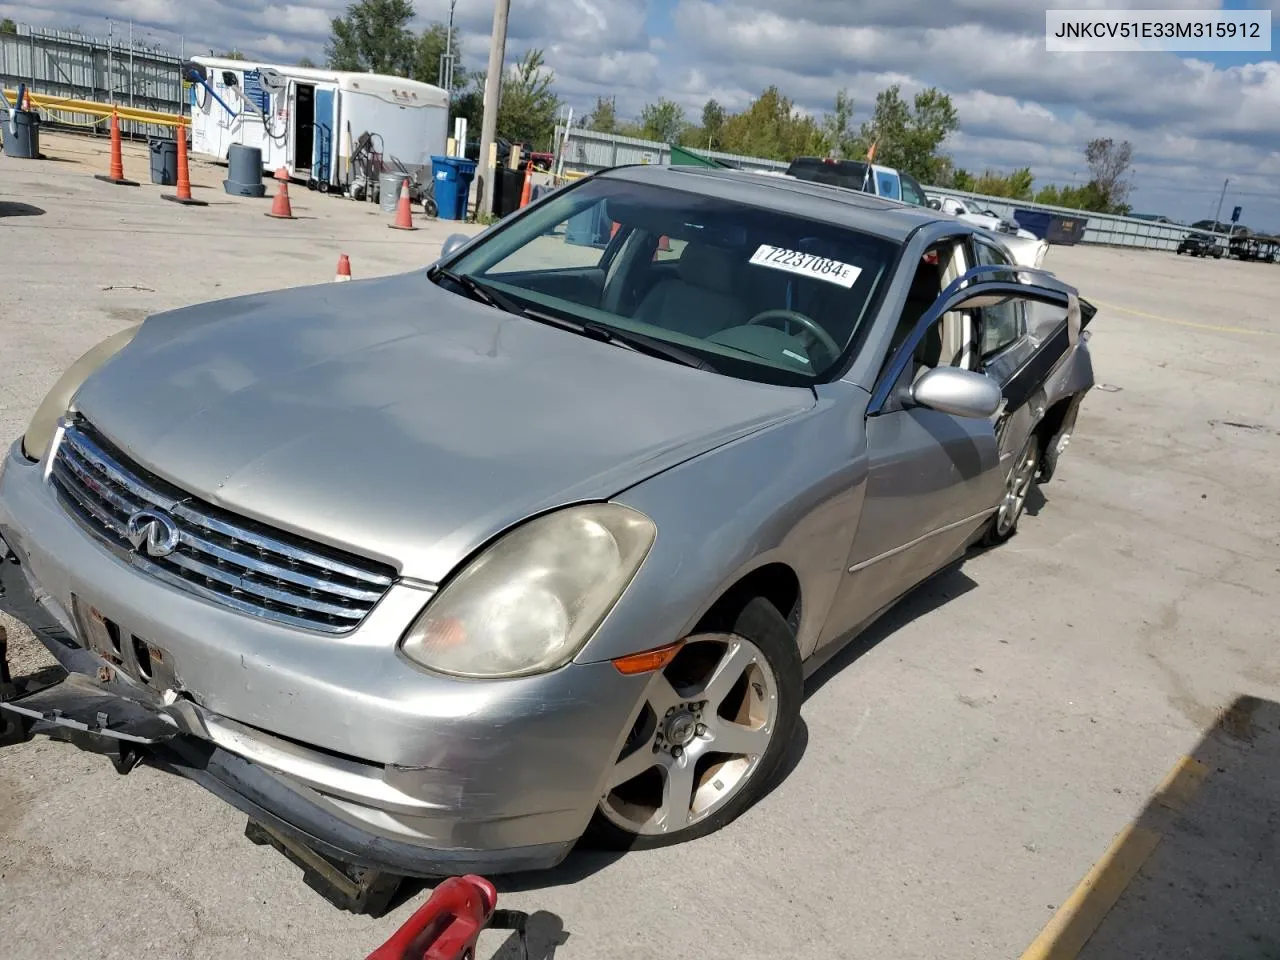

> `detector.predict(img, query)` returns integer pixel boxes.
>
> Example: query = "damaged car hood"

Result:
[69,271,815,581]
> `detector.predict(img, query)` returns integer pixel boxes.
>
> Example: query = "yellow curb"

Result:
[1020,755,1210,960]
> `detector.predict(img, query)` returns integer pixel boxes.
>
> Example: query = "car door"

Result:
[966,235,1092,470]
[817,241,1094,647]
[817,241,1005,646]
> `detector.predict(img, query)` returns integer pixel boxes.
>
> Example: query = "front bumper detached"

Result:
[0,554,573,879]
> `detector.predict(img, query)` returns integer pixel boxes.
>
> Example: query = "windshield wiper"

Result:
[577,321,718,373]
[428,265,529,317]
[428,265,715,372]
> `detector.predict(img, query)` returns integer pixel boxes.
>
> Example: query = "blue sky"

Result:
[2,0,1276,229]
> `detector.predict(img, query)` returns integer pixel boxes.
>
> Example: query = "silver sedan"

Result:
[0,164,1095,882]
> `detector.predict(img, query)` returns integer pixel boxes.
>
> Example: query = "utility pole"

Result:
[1213,177,1229,237]
[477,0,510,218]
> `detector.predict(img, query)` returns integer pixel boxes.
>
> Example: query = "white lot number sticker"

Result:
[749,245,862,288]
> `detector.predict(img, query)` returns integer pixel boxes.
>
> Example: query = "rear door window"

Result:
[874,169,901,200]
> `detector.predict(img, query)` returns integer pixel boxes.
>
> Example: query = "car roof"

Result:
[597,164,948,243]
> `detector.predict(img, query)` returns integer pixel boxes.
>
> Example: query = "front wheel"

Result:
[982,433,1041,546]
[586,597,801,849]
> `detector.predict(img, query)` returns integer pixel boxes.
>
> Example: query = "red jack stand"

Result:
[366,875,496,960]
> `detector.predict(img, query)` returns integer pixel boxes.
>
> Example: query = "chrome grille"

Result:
[49,419,397,633]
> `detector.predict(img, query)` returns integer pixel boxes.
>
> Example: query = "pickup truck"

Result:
[785,157,1048,268]
[785,157,930,207]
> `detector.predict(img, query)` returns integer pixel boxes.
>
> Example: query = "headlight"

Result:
[21,324,141,462]
[400,504,657,679]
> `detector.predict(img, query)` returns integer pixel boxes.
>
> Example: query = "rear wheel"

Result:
[982,433,1041,546]
[586,597,801,850]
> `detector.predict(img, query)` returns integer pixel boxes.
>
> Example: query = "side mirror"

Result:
[440,233,470,258]
[910,367,1003,419]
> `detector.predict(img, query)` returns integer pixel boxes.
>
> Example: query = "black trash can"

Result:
[492,166,527,218]
[2,109,41,159]
[148,137,178,185]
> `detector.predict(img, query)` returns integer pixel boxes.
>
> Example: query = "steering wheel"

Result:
[746,309,842,361]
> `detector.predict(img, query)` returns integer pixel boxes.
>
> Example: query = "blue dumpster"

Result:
[430,156,478,221]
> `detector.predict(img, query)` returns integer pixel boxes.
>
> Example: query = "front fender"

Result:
[575,383,871,665]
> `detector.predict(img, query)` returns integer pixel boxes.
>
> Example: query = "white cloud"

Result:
[1,0,1276,226]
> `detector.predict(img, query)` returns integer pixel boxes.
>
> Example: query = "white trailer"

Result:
[186,56,449,191]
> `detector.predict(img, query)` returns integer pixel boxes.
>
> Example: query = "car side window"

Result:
[875,169,901,200]
[899,173,927,207]
[881,243,964,387]
[972,241,1024,358]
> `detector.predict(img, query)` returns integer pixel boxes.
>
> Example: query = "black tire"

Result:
[583,596,802,851]
[982,433,1042,546]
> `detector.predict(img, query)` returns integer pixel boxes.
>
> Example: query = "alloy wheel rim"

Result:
[599,635,779,836]
[996,441,1039,535]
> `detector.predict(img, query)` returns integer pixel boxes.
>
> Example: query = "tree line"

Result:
[948,138,1135,215]
[318,0,1134,215]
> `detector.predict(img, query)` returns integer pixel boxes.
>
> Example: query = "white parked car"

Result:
[929,195,1036,239]
[928,195,1048,269]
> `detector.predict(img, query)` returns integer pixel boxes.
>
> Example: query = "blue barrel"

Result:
[430,155,478,220]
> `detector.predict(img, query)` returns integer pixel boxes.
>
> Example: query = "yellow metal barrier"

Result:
[4,90,184,128]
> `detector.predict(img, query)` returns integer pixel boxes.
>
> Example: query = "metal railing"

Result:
[0,24,186,139]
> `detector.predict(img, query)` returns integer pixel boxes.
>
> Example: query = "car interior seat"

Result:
[892,257,944,373]
[631,243,748,338]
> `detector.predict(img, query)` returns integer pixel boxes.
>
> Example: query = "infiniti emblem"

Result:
[125,508,180,558]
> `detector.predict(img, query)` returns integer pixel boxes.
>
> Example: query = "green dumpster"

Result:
[668,145,732,168]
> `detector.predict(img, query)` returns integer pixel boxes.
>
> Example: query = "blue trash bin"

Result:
[430,155,478,221]
[565,203,611,248]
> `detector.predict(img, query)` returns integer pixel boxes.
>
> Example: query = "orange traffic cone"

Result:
[266,167,295,219]
[334,253,352,282]
[163,120,207,207]
[21,89,32,111]
[389,179,417,231]
[94,108,139,187]
[518,163,533,208]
